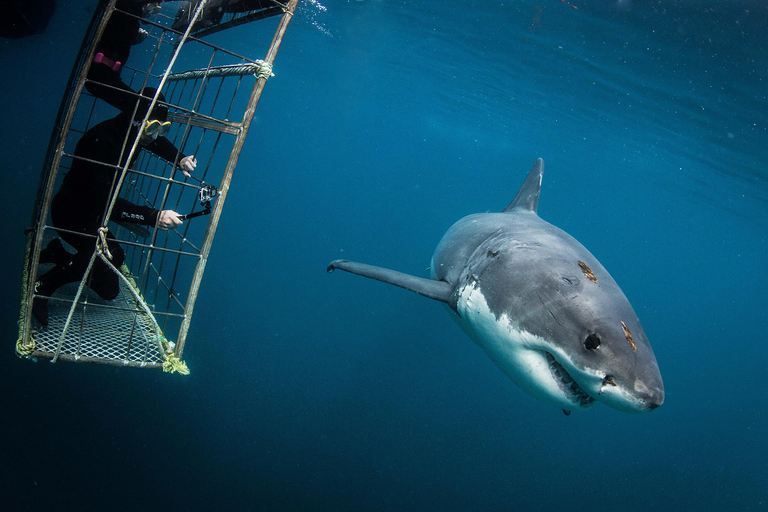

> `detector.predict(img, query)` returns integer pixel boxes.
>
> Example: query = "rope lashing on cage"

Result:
[166,61,274,82]
[97,226,113,261]
[96,251,190,375]
[106,256,189,374]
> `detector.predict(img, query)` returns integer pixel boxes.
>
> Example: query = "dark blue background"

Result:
[2,1,766,510]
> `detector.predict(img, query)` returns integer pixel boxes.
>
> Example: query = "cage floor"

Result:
[30,277,165,367]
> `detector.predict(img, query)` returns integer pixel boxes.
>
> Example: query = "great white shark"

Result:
[328,158,664,414]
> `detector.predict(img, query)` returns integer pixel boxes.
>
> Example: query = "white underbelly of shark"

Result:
[454,281,597,411]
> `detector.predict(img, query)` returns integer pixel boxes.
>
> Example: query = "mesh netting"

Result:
[30,278,165,368]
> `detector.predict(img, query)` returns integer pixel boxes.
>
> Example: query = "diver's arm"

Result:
[145,136,183,163]
[111,197,159,226]
[111,198,182,230]
[145,136,196,176]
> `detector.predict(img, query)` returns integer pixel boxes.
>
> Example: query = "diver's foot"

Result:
[172,0,220,33]
[172,1,192,31]
[172,1,203,32]
[39,238,68,264]
[32,296,49,327]
[32,279,53,327]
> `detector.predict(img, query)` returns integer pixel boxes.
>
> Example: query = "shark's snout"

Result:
[592,370,664,413]
[634,377,665,411]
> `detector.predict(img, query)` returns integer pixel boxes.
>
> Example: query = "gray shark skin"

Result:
[328,159,664,414]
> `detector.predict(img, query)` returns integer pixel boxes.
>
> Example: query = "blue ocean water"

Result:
[1,0,766,510]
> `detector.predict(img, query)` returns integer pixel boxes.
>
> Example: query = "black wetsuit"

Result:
[45,114,184,301]
[85,0,148,112]
[173,0,275,32]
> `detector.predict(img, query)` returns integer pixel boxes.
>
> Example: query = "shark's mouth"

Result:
[546,352,596,408]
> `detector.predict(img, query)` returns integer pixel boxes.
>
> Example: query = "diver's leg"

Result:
[32,257,87,327]
[89,239,125,301]
[85,64,137,114]
[39,237,72,265]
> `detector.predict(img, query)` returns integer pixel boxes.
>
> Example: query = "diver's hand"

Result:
[179,155,197,177]
[157,210,183,230]
[133,28,149,44]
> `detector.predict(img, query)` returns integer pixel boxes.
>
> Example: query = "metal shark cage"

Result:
[16,0,298,372]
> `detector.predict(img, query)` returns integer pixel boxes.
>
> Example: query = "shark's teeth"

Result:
[546,352,596,407]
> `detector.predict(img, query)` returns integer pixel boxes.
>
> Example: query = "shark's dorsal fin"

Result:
[502,158,544,213]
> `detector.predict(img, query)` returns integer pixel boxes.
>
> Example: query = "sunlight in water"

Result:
[300,0,332,37]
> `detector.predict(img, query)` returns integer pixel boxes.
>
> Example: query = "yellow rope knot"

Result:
[163,357,190,375]
[97,226,113,260]
[154,334,190,375]
[16,336,35,357]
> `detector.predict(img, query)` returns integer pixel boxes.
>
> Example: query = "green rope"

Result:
[253,60,274,80]
[156,334,189,375]
[166,61,274,82]
[108,255,190,375]
[119,263,139,293]
[16,230,35,357]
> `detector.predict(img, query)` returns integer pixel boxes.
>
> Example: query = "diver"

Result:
[172,0,275,33]
[86,1,162,113]
[32,87,197,327]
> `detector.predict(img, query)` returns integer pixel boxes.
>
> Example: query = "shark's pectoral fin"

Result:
[327,259,454,303]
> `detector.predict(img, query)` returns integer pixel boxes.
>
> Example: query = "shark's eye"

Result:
[584,334,601,350]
